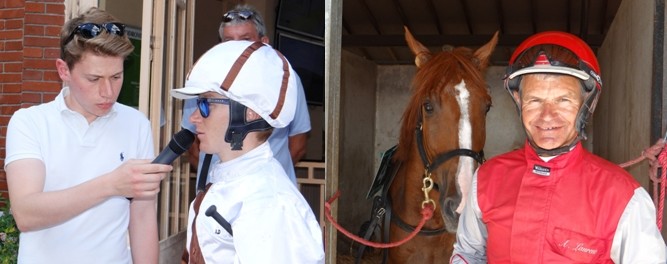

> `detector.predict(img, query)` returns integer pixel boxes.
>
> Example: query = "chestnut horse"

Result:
[382,28,498,263]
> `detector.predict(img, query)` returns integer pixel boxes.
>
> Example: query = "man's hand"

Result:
[112,159,172,199]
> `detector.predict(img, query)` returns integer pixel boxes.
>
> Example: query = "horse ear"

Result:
[404,26,431,68]
[473,31,499,70]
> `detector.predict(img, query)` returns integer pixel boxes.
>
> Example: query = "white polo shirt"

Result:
[5,87,154,263]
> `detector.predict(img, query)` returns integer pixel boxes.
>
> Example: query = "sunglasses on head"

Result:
[63,22,126,46]
[222,10,254,22]
[197,98,230,118]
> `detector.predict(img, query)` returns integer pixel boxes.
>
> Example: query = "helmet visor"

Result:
[508,44,592,81]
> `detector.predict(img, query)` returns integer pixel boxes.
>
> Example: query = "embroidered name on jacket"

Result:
[532,164,551,176]
[558,240,599,255]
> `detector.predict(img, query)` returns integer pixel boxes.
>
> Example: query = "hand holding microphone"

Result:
[120,129,195,199]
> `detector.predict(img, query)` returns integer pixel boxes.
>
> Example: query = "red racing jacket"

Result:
[451,141,667,263]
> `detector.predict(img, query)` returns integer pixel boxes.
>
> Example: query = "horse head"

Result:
[394,28,498,235]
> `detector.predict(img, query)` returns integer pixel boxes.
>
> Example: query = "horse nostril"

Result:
[443,197,461,217]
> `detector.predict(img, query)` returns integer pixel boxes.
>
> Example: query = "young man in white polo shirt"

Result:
[5,8,171,263]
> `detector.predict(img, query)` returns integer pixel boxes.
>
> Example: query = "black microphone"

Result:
[152,129,195,164]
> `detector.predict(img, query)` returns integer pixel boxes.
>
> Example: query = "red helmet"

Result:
[504,31,602,155]
[506,31,602,92]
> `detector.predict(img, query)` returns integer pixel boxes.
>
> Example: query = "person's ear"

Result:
[261,36,269,44]
[55,59,71,82]
[246,108,261,121]
[512,90,521,106]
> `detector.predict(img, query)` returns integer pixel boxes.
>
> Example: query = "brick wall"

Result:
[0,0,64,199]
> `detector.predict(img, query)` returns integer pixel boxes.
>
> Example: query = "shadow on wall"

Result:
[484,67,525,158]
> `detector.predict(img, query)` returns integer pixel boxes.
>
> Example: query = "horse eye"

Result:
[423,101,434,113]
[485,104,492,114]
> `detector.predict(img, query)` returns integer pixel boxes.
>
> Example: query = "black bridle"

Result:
[355,108,487,264]
[392,109,485,235]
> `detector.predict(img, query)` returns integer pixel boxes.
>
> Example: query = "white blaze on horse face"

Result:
[454,80,474,214]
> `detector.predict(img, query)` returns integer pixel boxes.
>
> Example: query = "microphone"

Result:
[152,129,195,164]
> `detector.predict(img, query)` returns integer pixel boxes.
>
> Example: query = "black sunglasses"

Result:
[222,10,254,22]
[63,22,126,46]
[197,98,230,118]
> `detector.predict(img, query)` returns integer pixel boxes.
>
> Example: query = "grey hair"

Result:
[218,4,266,39]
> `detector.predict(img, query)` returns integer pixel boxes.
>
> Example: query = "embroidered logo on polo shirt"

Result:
[532,164,550,176]
[120,152,125,161]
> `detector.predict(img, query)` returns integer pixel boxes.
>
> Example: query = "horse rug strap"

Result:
[183,183,212,264]
[197,154,213,193]
[356,146,401,264]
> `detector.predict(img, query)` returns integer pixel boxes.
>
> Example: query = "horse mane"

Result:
[395,47,488,162]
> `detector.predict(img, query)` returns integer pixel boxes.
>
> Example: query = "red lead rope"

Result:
[619,145,667,230]
[656,150,667,230]
[324,190,434,248]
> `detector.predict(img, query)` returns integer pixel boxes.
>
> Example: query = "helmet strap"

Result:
[225,100,272,150]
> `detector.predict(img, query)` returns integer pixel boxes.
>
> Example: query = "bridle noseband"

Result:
[392,108,485,235]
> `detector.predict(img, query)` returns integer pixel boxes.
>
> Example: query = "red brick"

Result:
[46,25,62,37]
[0,116,10,125]
[5,0,24,8]
[1,94,21,104]
[0,30,23,40]
[0,51,22,62]
[25,2,45,13]
[2,83,22,93]
[25,25,45,36]
[20,102,39,108]
[0,9,25,19]
[0,20,5,30]
[24,47,43,58]
[5,19,23,29]
[0,104,20,115]
[43,92,58,101]
[22,92,44,103]
[22,81,61,92]
[46,4,65,15]
[44,70,60,81]
[3,62,22,73]
[0,73,21,83]
[23,70,43,80]
[44,48,60,59]
[24,58,54,69]
[5,40,23,50]
[24,36,59,47]
[25,14,63,26]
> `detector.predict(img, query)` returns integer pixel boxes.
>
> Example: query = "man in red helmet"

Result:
[451,31,667,263]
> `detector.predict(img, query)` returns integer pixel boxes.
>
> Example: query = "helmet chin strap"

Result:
[527,135,581,157]
[225,100,272,150]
